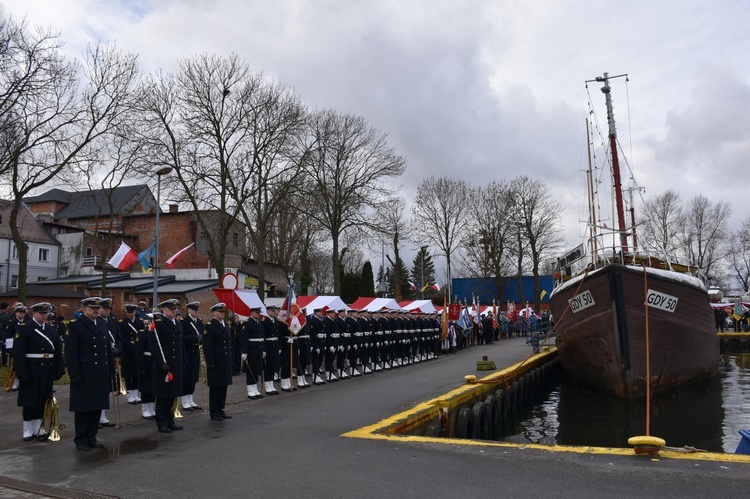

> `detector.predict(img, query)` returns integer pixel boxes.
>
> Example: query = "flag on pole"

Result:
[108,242,138,271]
[408,281,418,291]
[440,291,449,340]
[165,243,195,269]
[138,243,156,272]
[280,280,306,334]
[430,283,440,291]
[540,289,548,300]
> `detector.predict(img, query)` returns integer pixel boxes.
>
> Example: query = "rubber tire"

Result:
[456,407,476,439]
[487,394,500,437]
[473,401,491,440]
[510,380,520,417]
[424,423,443,437]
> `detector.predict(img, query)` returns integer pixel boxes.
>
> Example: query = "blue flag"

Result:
[138,243,156,272]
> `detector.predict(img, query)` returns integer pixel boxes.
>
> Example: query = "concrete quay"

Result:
[0,337,748,498]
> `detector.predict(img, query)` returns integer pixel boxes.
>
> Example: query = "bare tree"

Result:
[233,79,311,300]
[682,194,731,280]
[463,180,516,303]
[135,54,257,279]
[411,176,471,298]
[510,176,563,311]
[302,110,406,294]
[0,18,139,301]
[377,197,411,301]
[640,189,685,260]
[727,216,750,292]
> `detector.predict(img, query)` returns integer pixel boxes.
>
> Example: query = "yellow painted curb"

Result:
[342,348,750,464]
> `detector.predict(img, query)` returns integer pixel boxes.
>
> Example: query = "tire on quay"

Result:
[455,407,477,439]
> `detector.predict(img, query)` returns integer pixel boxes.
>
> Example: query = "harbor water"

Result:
[502,354,750,453]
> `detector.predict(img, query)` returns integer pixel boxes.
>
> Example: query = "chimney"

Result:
[169,204,178,213]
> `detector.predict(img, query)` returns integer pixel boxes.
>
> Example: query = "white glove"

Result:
[329,347,335,353]
[376,342,380,348]
[287,338,294,344]
[338,346,344,352]
[353,345,358,350]
[262,351,267,358]
[315,348,320,354]
[241,353,247,362]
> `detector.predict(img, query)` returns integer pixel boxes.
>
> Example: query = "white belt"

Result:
[330,334,340,338]
[249,338,264,342]
[298,335,310,339]
[143,352,152,356]
[265,338,278,342]
[25,353,51,359]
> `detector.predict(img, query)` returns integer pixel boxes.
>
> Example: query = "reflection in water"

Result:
[503,354,750,453]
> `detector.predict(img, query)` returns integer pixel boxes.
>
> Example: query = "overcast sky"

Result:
[4,0,750,270]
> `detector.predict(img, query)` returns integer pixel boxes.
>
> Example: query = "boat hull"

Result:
[549,264,719,399]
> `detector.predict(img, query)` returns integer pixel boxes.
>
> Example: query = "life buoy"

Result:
[456,407,476,439]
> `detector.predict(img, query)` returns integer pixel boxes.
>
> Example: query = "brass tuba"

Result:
[171,398,183,419]
[3,357,15,392]
[39,397,64,441]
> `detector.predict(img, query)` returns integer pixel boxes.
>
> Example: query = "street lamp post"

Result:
[420,245,428,300]
[152,166,173,311]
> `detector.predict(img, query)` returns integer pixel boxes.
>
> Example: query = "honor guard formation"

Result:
[2,297,443,451]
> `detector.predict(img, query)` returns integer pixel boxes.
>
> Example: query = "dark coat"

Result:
[148,316,184,398]
[13,319,65,408]
[133,326,154,395]
[119,317,144,378]
[202,318,233,387]
[182,315,203,385]
[308,314,325,350]
[65,316,115,412]
[240,317,264,376]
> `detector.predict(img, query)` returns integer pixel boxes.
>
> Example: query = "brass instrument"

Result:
[171,398,183,419]
[116,357,127,396]
[4,357,15,392]
[198,344,208,414]
[38,397,63,441]
[110,362,123,429]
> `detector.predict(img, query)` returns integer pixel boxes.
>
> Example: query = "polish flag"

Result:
[165,243,195,269]
[108,242,139,271]
[430,283,440,291]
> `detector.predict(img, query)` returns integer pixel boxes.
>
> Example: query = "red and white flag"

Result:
[430,283,440,291]
[108,242,138,271]
[165,243,195,269]
[280,282,306,334]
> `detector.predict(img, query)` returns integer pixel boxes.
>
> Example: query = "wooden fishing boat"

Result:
[549,73,719,399]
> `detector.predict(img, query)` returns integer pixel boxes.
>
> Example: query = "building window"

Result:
[39,248,49,262]
[11,245,18,260]
[37,276,48,282]
[11,275,18,288]
[232,232,239,247]
[86,247,93,257]
[200,231,206,241]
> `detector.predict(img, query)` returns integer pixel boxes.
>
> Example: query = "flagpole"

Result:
[152,166,172,311]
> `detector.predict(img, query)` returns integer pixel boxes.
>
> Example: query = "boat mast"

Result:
[596,72,629,254]
[586,118,599,265]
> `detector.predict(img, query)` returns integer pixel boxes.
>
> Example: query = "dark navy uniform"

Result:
[308,310,326,384]
[148,300,185,432]
[261,309,280,394]
[65,298,115,450]
[119,308,143,402]
[181,306,203,410]
[240,309,265,399]
[134,315,155,418]
[202,304,233,420]
[335,311,349,378]
[13,304,64,440]
[323,310,339,381]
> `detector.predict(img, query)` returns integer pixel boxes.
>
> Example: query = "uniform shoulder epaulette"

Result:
[119,319,125,323]
[155,317,163,322]
[69,319,77,323]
